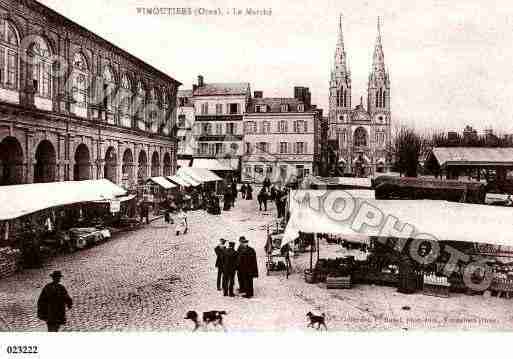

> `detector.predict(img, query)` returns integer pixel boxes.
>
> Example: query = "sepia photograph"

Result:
[0,0,513,357]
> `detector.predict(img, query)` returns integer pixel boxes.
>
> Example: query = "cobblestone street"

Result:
[1,197,513,332]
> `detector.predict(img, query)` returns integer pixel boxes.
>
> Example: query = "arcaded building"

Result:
[0,0,181,189]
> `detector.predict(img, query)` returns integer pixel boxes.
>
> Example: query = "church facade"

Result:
[328,16,392,177]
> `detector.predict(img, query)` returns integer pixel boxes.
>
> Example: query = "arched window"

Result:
[71,52,88,111]
[103,65,116,112]
[29,37,52,99]
[382,90,386,108]
[135,80,146,130]
[148,87,160,133]
[354,127,367,147]
[0,19,19,90]
[119,73,132,128]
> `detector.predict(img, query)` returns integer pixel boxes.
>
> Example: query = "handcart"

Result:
[264,224,290,278]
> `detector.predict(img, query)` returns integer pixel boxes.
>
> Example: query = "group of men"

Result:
[214,237,258,298]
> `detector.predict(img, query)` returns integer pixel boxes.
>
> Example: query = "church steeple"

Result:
[372,17,385,75]
[368,16,390,117]
[333,14,349,78]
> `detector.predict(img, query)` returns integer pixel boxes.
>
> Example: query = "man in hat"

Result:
[37,271,73,332]
[237,236,258,298]
[222,241,237,297]
[214,239,226,291]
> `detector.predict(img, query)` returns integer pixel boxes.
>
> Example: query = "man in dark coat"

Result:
[237,236,258,298]
[240,184,246,199]
[246,185,253,200]
[214,239,226,291]
[222,241,237,297]
[37,270,72,332]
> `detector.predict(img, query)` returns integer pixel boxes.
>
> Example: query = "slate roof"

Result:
[431,147,513,167]
[193,83,250,96]
[248,97,307,113]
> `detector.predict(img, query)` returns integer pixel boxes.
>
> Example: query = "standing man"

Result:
[37,271,72,332]
[222,241,237,297]
[237,236,258,298]
[215,239,226,291]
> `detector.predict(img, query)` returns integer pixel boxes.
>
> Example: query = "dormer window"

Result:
[256,105,267,113]
[297,104,304,112]
[280,104,289,112]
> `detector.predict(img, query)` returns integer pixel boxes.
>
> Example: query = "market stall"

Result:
[0,179,128,277]
[146,176,177,211]
[283,189,513,297]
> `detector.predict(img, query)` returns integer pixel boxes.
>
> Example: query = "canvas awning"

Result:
[176,173,201,187]
[146,176,177,190]
[177,167,222,183]
[0,179,127,221]
[167,175,190,187]
[177,159,191,168]
[192,158,239,171]
[304,176,372,189]
[283,190,513,248]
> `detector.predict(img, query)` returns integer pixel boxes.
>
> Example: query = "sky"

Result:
[39,0,513,134]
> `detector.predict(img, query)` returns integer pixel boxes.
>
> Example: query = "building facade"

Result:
[328,16,391,177]
[0,0,180,189]
[176,89,195,159]
[242,88,321,184]
[191,75,250,178]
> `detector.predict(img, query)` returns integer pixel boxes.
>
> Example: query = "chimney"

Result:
[197,75,204,87]
[254,91,263,98]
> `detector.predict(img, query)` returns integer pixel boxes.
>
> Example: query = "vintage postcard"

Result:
[0,0,512,357]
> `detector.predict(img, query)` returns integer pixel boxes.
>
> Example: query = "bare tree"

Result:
[392,126,424,177]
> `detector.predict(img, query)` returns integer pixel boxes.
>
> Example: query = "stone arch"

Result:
[137,149,148,184]
[104,146,117,183]
[0,136,24,185]
[73,143,91,181]
[34,139,56,183]
[163,152,171,177]
[121,147,134,187]
[151,150,160,177]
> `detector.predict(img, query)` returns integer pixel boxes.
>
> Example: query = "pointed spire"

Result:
[333,13,348,79]
[372,16,385,75]
[377,16,382,45]
[337,14,344,48]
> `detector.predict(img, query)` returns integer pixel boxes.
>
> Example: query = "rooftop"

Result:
[193,82,250,97]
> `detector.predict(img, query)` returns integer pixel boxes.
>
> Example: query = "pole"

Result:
[317,234,320,262]
[309,233,313,272]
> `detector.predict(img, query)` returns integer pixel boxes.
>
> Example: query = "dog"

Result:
[184,310,227,331]
[306,312,327,330]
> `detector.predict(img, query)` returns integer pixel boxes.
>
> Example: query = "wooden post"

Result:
[309,233,313,272]
[317,234,320,262]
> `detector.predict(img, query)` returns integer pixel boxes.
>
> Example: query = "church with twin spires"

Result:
[328,16,392,177]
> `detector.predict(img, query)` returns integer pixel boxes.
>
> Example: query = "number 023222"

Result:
[6,345,39,355]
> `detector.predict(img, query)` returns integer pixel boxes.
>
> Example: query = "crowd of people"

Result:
[214,237,258,298]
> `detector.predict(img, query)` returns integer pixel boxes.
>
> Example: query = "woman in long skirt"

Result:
[175,208,188,235]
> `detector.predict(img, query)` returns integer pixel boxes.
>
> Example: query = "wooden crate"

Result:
[423,283,450,298]
[326,275,352,289]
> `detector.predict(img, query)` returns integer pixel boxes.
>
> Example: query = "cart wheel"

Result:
[75,237,87,249]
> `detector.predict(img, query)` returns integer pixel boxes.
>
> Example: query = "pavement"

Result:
[0,196,512,332]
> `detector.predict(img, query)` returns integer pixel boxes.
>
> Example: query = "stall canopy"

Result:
[0,179,127,221]
[175,173,201,187]
[177,159,192,168]
[302,175,372,189]
[146,176,177,190]
[167,175,190,187]
[283,190,513,248]
[177,167,222,183]
[192,158,239,171]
